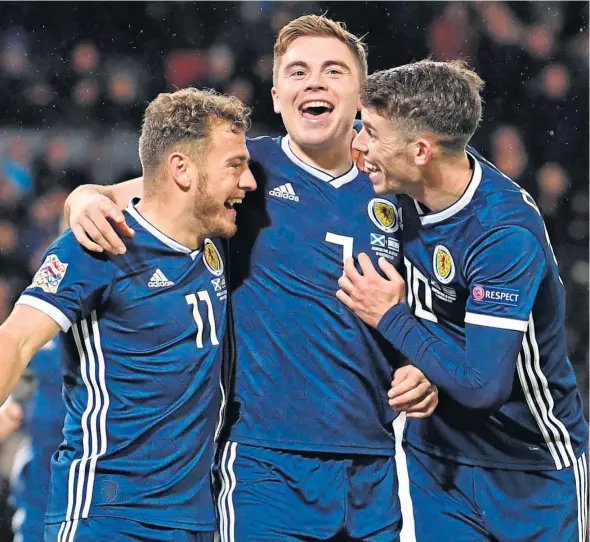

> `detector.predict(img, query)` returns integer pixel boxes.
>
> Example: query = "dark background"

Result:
[0,2,586,538]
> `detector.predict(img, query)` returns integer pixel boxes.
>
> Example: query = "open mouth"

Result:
[224,198,243,210]
[364,160,381,180]
[299,100,335,120]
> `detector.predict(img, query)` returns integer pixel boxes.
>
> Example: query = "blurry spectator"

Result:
[490,126,530,183]
[33,136,90,195]
[70,42,100,76]
[0,279,14,325]
[72,78,99,108]
[539,62,571,100]
[428,3,479,62]
[1,137,33,199]
[107,71,137,106]
[473,2,522,46]
[207,44,235,85]
[523,23,556,60]
[0,220,27,283]
[0,30,30,79]
[20,188,68,271]
[536,162,569,217]
[227,78,254,105]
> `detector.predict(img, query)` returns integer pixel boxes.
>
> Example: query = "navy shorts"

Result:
[45,517,214,542]
[213,441,401,542]
[405,444,588,542]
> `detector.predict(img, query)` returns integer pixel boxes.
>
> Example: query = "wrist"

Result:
[376,303,411,335]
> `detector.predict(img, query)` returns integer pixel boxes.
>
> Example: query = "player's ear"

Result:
[271,87,281,114]
[414,138,433,167]
[168,152,192,190]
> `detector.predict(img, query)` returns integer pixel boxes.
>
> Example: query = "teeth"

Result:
[301,101,333,110]
[364,161,379,172]
[225,198,243,209]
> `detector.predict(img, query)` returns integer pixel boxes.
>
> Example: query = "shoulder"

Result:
[246,135,278,155]
[45,229,112,267]
[467,150,546,239]
[34,230,116,291]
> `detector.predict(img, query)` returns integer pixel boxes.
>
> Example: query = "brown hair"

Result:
[139,87,251,180]
[273,14,368,83]
[361,59,485,152]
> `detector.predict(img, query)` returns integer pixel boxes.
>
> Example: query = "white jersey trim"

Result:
[16,295,71,332]
[218,441,238,542]
[464,312,528,331]
[417,151,482,225]
[126,200,200,259]
[59,312,110,542]
[281,135,358,187]
[516,314,579,472]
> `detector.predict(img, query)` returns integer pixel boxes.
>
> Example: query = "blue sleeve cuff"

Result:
[376,303,413,349]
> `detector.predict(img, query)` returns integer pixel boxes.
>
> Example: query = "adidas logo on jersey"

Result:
[269,183,299,202]
[148,269,174,287]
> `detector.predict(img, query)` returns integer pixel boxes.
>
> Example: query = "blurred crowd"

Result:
[0,2,587,533]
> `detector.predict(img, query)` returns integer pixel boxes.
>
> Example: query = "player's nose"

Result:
[352,129,368,152]
[240,167,257,192]
[304,70,327,92]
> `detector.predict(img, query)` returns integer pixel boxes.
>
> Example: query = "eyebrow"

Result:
[282,59,352,73]
[226,154,250,165]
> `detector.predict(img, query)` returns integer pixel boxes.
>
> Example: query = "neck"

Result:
[288,136,353,177]
[135,191,205,250]
[407,152,473,212]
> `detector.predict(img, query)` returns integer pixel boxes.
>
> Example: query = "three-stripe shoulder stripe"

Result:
[58,311,110,542]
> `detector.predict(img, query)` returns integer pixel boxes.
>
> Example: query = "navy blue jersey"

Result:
[388,149,588,470]
[16,199,227,532]
[226,136,402,454]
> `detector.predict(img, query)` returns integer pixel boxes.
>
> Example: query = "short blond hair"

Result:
[139,87,251,179]
[273,14,368,83]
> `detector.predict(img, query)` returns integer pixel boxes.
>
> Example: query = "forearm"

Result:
[378,304,519,410]
[0,327,34,406]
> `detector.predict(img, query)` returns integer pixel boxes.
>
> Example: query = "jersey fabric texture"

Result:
[380,149,588,469]
[17,199,227,535]
[225,135,403,455]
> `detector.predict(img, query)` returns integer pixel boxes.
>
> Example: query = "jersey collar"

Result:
[414,151,482,225]
[126,199,201,260]
[280,135,358,188]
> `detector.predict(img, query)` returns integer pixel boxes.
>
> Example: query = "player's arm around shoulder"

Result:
[64,177,142,255]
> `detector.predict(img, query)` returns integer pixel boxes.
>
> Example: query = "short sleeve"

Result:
[16,231,114,331]
[463,226,546,332]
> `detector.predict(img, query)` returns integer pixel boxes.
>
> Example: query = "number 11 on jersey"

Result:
[186,291,219,348]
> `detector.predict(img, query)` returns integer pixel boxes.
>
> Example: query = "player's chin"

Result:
[370,180,388,195]
[218,219,238,239]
